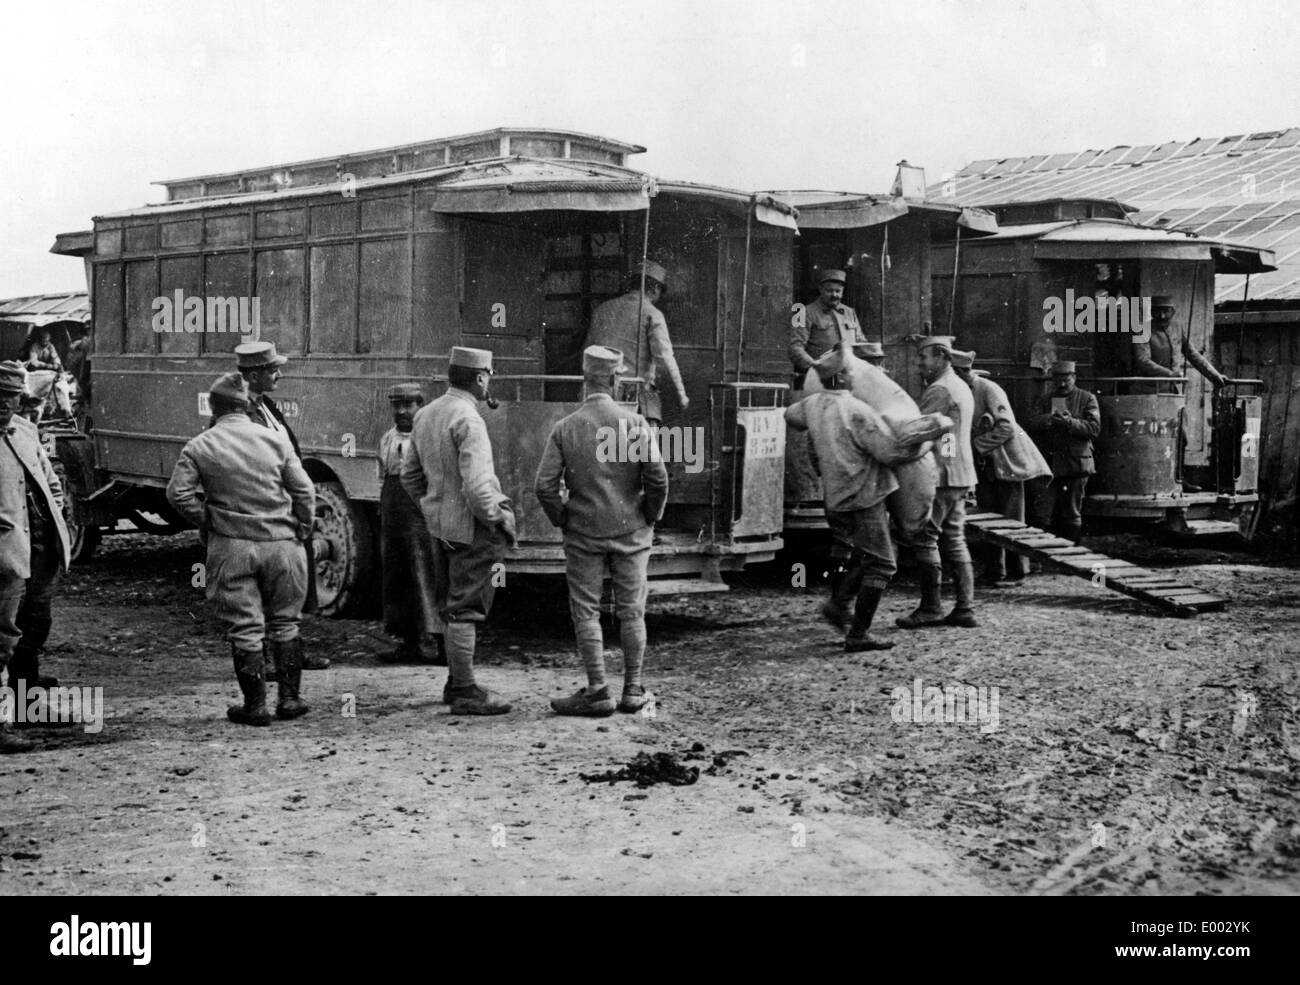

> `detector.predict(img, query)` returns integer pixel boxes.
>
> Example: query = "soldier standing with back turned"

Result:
[233,340,328,669]
[535,345,669,716]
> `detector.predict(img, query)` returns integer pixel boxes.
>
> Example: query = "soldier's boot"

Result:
[227,645,271,727]
[8,648,57,689]
[271,638,310,720]
[895,565,946,629]
[0,668,34,752]
[844,585,895,652]
[943,562,979,628]
[263,641,278,683]
[820,555,864,632]
[300,643,330,672]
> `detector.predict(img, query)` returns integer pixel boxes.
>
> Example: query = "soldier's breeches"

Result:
[826,505,897,590]
[14,530,62,661]
[0,575,23,672]
[207,535,308,650]
[914,487,972,566]
[562,529,651,630]
[431,521,505,624]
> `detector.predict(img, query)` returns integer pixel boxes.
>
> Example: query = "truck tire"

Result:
[311,480,376,617]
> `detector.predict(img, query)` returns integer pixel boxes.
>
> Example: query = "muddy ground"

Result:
[2,529,1298,896]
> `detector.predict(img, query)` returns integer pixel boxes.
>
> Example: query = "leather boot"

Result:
[8,649,57,690]
[844,585,895,652]
[896,565,945,629]
[820,555,864,632]
[301,644,331,672]
[228,645,271,726]
[943,562,979,628]
[270,638,310,720]
[263,641,278,683]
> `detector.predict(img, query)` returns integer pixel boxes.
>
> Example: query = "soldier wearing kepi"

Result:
[587,260,688,425]
[786,347,912,652]
[167,372,316,726]
[0,361,73,753]
[377,383,445,666]
[1132,295,1227,389]
[897,336,979,629]
[789,269,867,381]
[401,347,516,716]
[1029,361,1101,543]
[233,340,327,667]
[952,350,1050,586]
[536,345,669,715]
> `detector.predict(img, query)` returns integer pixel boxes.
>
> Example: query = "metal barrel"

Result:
[1088,379,1184,497]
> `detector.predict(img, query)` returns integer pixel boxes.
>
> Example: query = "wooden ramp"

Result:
[965,512,1227,617]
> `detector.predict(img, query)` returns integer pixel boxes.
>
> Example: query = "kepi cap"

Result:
[950,349,975,369]
[388,383,425,403]
[1151,294,1176,310]
[853,341,885,359]
[0,360,26,395]
[235,341,288,370]
[582,345,627,376]
[630,260,668,292]
[917,335,955,355]
[818,268,847,285]
[449,346,494,374]
[1051,360,1077,375]
[209,371,250,406]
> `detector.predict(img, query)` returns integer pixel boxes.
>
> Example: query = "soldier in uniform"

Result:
[1132,295,1227,388]
[952,350,1051,586]
[0,361,73,753]
[233,340,327,668]
[786,347,913,651]
[789,269,867,382]
[167,372,316,726]
[897,336,980,630]
[377,383,445,665]
[587,260,688,425]
[1028,361,1102,543]
[401,347,516,716]
[535,345,669,715]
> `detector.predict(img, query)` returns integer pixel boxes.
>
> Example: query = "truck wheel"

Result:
[50,457,99,564]
[311,480,376,617]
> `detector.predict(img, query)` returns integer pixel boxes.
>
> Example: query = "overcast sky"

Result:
[4,0,1298,296]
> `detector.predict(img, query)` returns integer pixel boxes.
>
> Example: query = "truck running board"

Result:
[645,578,730,597]
[965,512,1227,617]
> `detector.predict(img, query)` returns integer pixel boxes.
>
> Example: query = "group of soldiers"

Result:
[786,269,1227,652]
[156,262,682,725]
[0,261,1230,743]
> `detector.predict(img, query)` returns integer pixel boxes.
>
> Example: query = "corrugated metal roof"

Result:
[930,127,1300,302]
[0,292,90,324]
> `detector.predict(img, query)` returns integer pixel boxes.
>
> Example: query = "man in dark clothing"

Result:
[377,383,445,665]
[1028,361,1102,543]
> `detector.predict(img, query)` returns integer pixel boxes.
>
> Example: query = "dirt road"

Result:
[2,532,1297,895]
